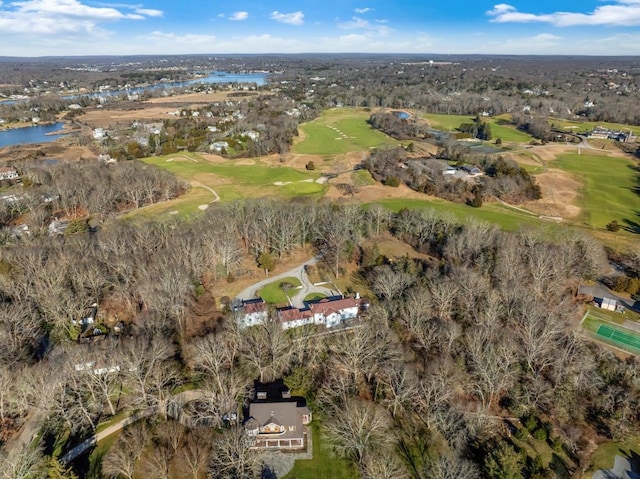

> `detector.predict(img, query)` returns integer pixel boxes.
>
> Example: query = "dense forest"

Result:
[1,54,640,478]
[1,194,638,478]
[365,147,541,205]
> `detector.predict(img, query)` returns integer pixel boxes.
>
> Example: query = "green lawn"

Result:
[368,198,548,232]
[132,154,327,218]
[284,424,355,479]
[582,437,640,479]
[258,277,302,305]
[304,292,327,302]
[86,431,121,479]
[351,169,376,186]
[551,118,640,137]
[293,108,400,155]
[549,152,639,229]
[424,113,534,143]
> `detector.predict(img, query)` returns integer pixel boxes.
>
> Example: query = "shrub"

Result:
[305,161,315,170]
[533,427,548,441]
[384,176,400,187]
[495,137,503,145]
[523,415,538,432]
[606,220,621,232]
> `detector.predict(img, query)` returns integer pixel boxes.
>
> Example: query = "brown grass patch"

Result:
[525,168,582,218]
[364,234,435,262]
[145,90,266,105]
[200,153,227,164]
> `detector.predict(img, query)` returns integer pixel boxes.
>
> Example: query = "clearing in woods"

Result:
[423,113,534,143]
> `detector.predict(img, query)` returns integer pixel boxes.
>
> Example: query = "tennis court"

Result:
[596,324,640,353]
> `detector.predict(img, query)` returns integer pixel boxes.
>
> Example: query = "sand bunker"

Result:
[198,204,209,211]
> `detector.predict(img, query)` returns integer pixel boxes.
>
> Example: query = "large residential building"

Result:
[235,295,367,330]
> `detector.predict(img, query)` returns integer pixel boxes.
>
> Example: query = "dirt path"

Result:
[2,410,47,462]
[191,181,220,203]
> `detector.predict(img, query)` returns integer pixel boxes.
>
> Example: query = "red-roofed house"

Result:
[236,299,269,328]
[277,307,314,330]
[278,296,367,330]
[310,297,361,328]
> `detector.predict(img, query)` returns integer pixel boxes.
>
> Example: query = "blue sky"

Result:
[1,0,640,56]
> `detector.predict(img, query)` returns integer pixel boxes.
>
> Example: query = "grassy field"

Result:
[284,424,355,479]
[368,197,549,232]
[424,113,534,143]
[582,437,640,479]
[549,152,639,230]
[293,108,400,155]
[134,153,327,217]
[551,118,640,136]
[258,277,302,305]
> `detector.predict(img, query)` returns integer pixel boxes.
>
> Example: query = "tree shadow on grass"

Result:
[622,211,640,234]
[627,164,640,197]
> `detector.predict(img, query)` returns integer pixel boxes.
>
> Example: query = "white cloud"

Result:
[339,16,371,29]
[270,10,304,25]
[338,16,392,36]
[135,8,162,18]
[0,0,160,36]
[229,11,248,21]
[487,1,640,27]
[354,7,371,14]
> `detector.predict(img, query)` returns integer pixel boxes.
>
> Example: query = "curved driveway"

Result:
[235,257,337,308]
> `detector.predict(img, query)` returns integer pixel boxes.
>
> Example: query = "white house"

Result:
[278,296,366,330]
[210,141,229,152]
[0,166,19,181]
[93,128,105,140]
[236,299,269,328]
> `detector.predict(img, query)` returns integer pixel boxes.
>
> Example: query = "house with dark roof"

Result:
[245,380,311,450]
[245,402,311,449]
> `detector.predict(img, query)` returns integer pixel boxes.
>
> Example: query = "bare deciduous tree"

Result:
[209,428,263,479]
[325,398,394,466]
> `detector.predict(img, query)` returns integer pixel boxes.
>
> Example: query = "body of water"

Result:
[74,71,267,101]
[0,122,66,148]
[392,110,410,120]
[0,71,268,106]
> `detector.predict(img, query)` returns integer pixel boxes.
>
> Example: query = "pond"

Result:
[392,110,410,120]
[0,122,66,148]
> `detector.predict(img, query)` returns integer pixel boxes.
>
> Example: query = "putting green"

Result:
[293,108,399,154]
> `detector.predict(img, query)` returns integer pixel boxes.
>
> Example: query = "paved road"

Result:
[579,282,639,313]
[235,257,336,308]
